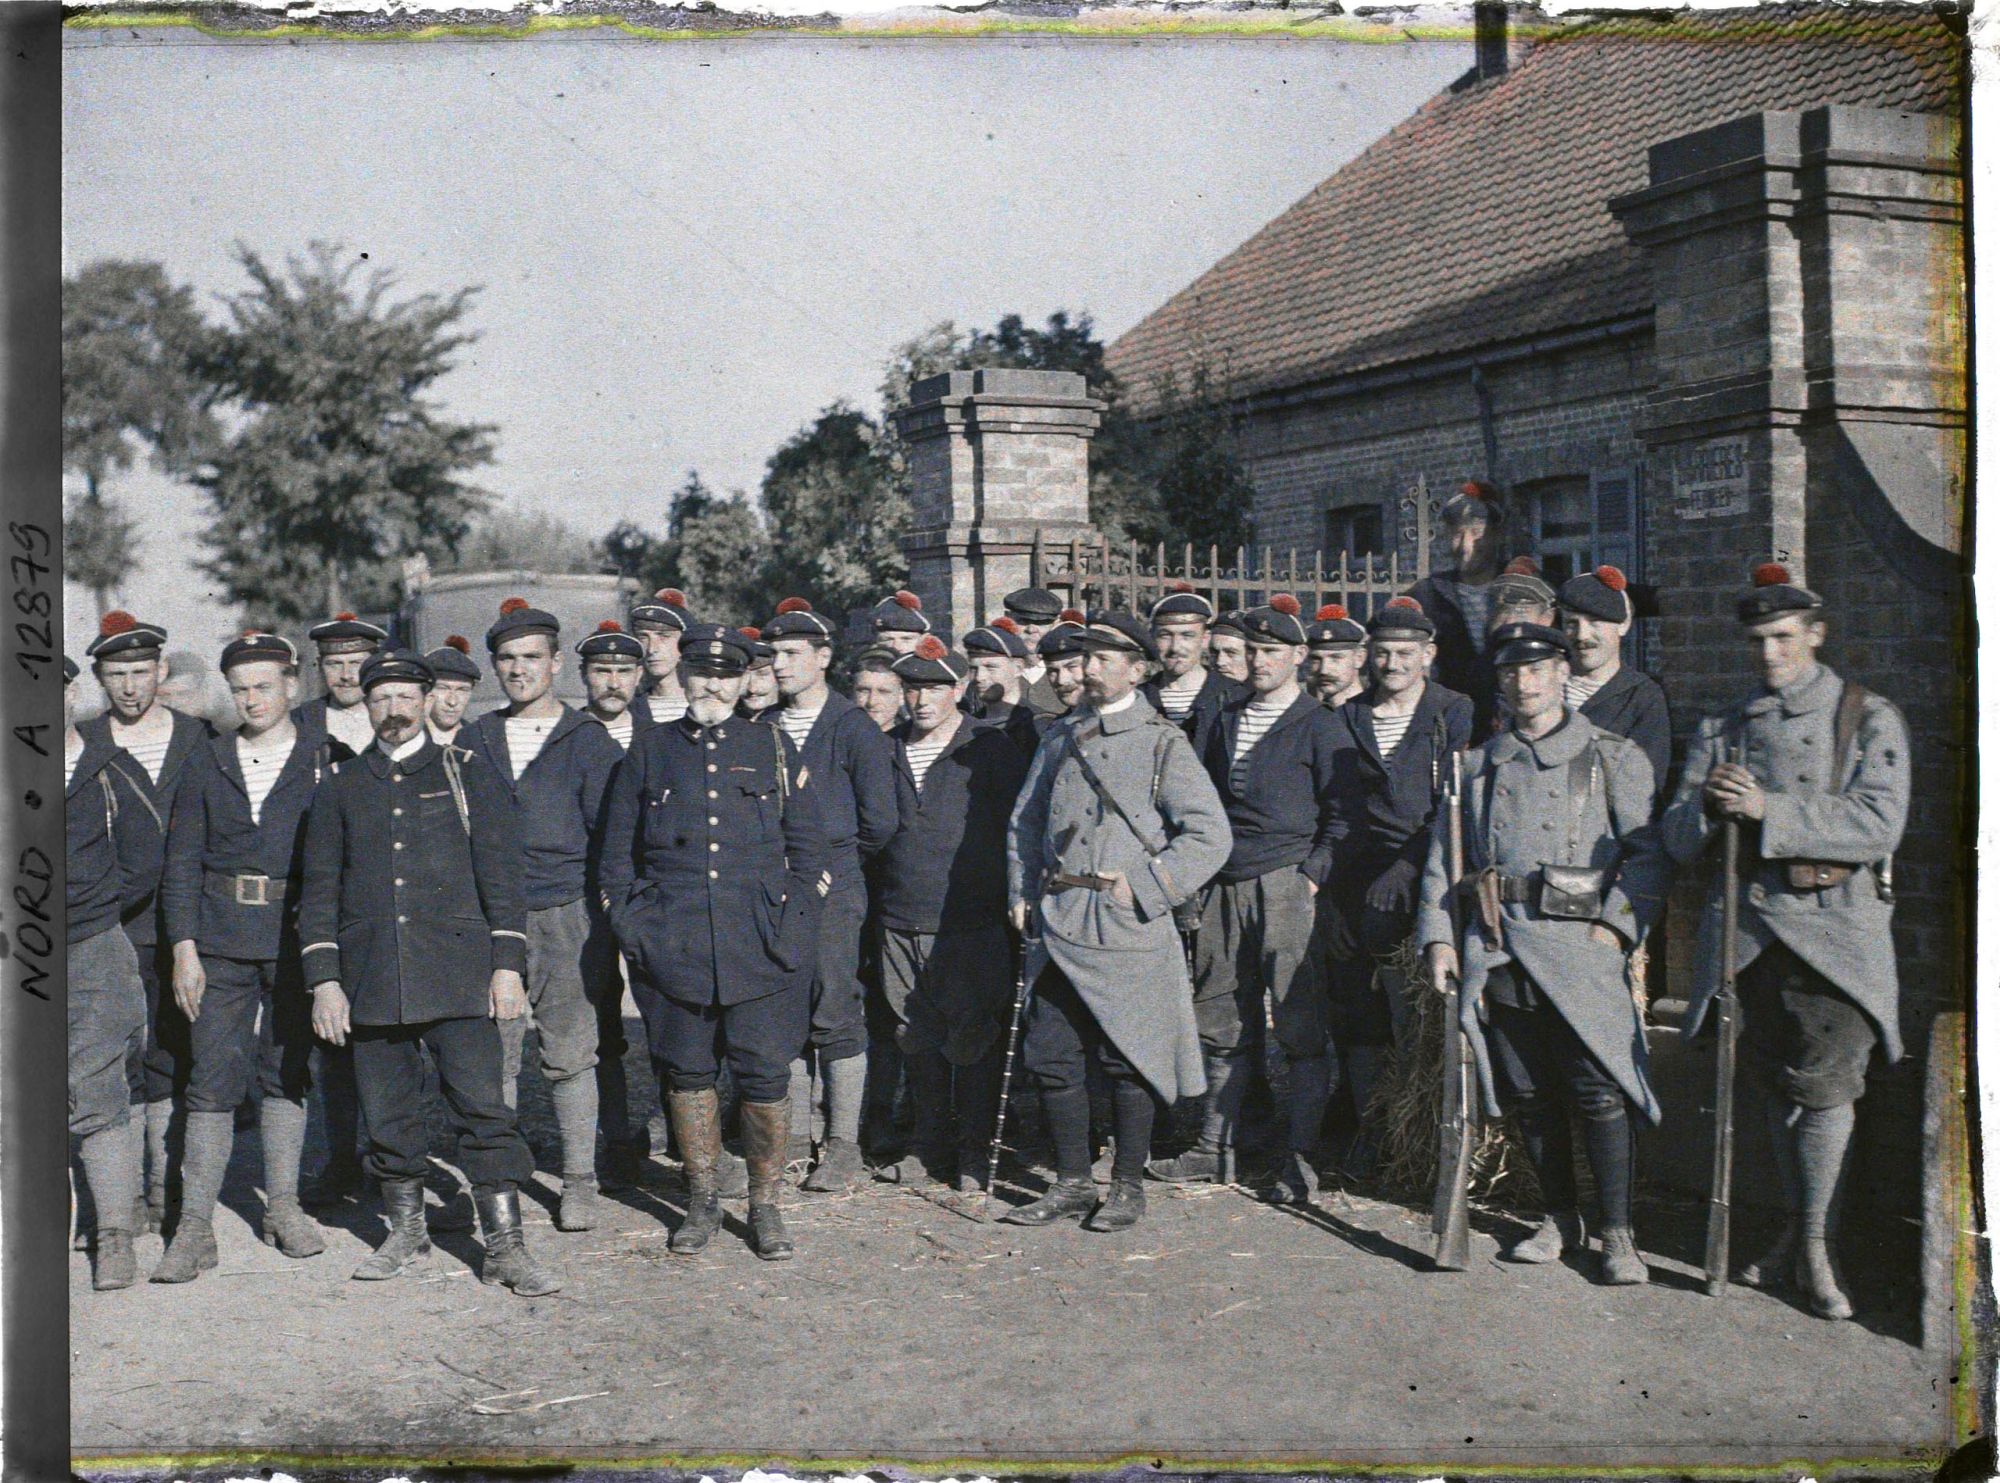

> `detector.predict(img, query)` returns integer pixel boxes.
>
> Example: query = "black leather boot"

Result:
[352,1177,431,1281]
[998,1177,1097,1226]
[668,1087,725,1255]
[475,1187,562,1296]
[739,1098,795,1261]
[1086,1178,1147,1232]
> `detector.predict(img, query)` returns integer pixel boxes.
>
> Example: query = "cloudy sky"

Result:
[63,30,1467,656]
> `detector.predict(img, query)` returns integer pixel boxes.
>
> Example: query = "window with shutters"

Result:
[1514,470,1640,585]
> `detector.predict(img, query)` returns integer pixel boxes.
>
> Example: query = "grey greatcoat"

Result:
[1008,697,1233,1104]
[1660,662,1909,1064]
[1414,712,1669,1122]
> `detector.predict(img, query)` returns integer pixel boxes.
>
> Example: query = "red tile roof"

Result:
[1106,5,1962,404]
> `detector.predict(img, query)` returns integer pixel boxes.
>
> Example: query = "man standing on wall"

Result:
[1661,565,1909,1321]
[460,598,623,1232]
[763,598,904,1193]
[1405,480,1508,734]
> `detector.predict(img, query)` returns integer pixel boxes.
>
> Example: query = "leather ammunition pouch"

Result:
[1537,863,1607,920]
[1782,860,1857,891]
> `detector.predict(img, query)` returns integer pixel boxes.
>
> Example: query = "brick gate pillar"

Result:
[891,367,1103,641]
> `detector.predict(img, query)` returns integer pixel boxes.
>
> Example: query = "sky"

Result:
[62,30,1468,657]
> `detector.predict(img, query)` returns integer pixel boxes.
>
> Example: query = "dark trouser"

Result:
[1484,965,1633,1229]
[1320,894,1411,1050]
[805,878,869,1061]
[1022,966,1160,1184]
[123,930,190,1105]
[638,980,808,1106]
[1737,941,1878,1109]
[498,897,603,1091]
[591,926,641,1146]
[70,925,148,1139]
[184,955,316,1113]
[350,1017,534,1195]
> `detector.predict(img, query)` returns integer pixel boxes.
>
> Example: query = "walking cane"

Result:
[1704,742,1746,1296]
[981,933,1035,1221]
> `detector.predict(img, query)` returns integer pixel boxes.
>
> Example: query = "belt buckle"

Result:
[235,875,269,907]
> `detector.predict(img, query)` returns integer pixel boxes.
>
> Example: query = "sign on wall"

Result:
[1670,436,1751,521]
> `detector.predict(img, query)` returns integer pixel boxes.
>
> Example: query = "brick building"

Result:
[1107,5,1967,1224]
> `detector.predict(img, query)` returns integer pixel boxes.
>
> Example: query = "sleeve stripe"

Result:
[491,929,528,942]
[302,942,336,955]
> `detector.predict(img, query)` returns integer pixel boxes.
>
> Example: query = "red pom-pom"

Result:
[1166,579,1194,594]
[1752,563,1791,588]
[738,625,762,640]
[1594,565,1628,593]
[1386,596,1423,612]
[1317,604,1348,622]
[241,627,261,639]
[1059,607,1086,624]
[992,615,1020,634]
[893,590,922,611]
[1459,479,1500,502]
[916,635,948,661]
[499,596,530,615]
[445,634,471,653]
[595,619,622,634]
[776,597,812,616]
[1503,556,1540,578]
[334,611,358,622]
[99,610,137,638]
[1269,593,1301,617]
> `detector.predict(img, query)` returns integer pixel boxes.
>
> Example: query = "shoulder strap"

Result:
[1565,740,1603,857]
[99,768,118,836]
[1063,724,1169,858]
[771,723,790,816]
[104,757,165,833]
[438,746,472,838]
[1833,680,1869,784]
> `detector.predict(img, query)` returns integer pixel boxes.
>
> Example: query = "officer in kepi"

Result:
[297,649,559,1296]
[598,624,833,1261]
[1417,621,1669,1285]
[1662,564,1909,1321]
[1004,611,1231,1232]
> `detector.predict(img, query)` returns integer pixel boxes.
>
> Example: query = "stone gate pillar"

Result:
[891,367,1103,640]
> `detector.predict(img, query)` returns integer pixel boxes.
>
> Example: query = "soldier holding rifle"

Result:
[1662,564,1910,1321]
[1417,621,1669,1284]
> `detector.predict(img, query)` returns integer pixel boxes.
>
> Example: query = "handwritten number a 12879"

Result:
[14,617,50,678]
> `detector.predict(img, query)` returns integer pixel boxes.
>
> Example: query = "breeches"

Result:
[1021,966,1146,1097]
[184,955,316,1113]
[636,980,808,1104]
[1738,941,1878,1109]
[1191,869,1326,1059]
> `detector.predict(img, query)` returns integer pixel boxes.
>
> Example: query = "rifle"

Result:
[980,934,1036,1222]
[1704,741,1746,1296]
[1431,749,1476,1271]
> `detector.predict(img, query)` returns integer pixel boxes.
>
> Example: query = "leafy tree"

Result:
[190,241,497,623]
[1125,364,1257,557]
[61,259,217,609]
[449,503,601,576]
[602,472,772,626]
[758,404,906,616]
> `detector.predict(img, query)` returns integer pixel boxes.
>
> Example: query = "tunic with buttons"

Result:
[297,738,528,1024]
[1660,661,1909,1063]
[1414,711,1669,1122]
[597,714,833,1009]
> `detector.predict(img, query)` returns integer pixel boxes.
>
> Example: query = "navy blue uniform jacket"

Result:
[1577,666,1673,811]
[599,714,833,1008]
[460,705,624,910]
[1201,691,1344,886]
[77,709,212,947]
[298,739,528,1024]
[162,726,329,963]
[1326,682,1474,891]
[789,691,902,883]
[1405,573,1497,736]
[67,730,126,944]
[1145,668,1247,767]
[291,695,370,763]
[873,720,1030,935]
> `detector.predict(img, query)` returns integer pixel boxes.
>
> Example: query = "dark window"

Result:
[1324,502,1384,561]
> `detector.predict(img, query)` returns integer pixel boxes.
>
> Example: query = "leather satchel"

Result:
[1538,863,1607,919]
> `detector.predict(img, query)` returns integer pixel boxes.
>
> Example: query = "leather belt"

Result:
[1782,860,1856,891]
[1049,871,1119,892]
[1459,871,1535,904]
[206,870,286,906]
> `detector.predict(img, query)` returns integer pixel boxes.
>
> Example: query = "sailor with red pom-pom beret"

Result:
[485,596,561,654]
[423,635,482,744]
[1305,603,1367,650]
[425,633,483,685]
[1736,560,1824,625]
[628,587,696,634]
[85,609,169,663]
[761,596,838,645]
[869,589,933,652]
[575,618,644,665]
[1557,564,1633,626]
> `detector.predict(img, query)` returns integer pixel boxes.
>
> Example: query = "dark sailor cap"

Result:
[86,610,168,662]
[680,623,754,676]
[576,620,644,663]
[306,612,387,654]
[221,630,300,672]
[891,635,969,685]
[359,649,436,692]
[1073,610,1160,665]
[426,634,483,682]
[1489,621,1576,669]
[1736,562,1824,624]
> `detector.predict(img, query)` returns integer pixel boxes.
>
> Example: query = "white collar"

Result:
[378,732,426,762]
[1093,692,1139,717]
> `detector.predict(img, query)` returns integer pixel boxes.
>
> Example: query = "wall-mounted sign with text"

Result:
[1670,436,1751,521]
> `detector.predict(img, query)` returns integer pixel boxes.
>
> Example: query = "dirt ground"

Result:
[72,1019,1959,1474]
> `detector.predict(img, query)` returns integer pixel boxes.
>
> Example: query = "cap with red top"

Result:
[576,617,645,664]
[1148,579,1217,625]
[85,609,169,662]
[629,587,696,633]
[426,632,484,683]
[963,615,1030,660]
[737,625,776,663]
[1556,564,1633,625]
[485,595,561,653]
[1038,608,1090,660]
[1368,595,1438,639]
[1491,555,1556,612]
[1441,477,1509,527]
[1736,562,1823,624]
[762,596,838,643]
[306,611,387,654]
[1238,592,1310,647]
[891,633,969,685]
[871,589,932,636]
[1306,602,1367,648]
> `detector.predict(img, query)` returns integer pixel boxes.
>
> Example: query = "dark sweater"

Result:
[161,726,330,962]
[1144,667,1247,768]
[66,730,126,944]
[1201,690,1344,886]
[786,690,904,881]
[1405,572,1497,736]
[461,705,624,911]
[873,720,1030,934]
[76,708,212,946]
[1326,681,1474,889]
[1577,665,1673,811]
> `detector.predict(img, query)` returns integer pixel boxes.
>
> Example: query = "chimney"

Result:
[1475,0,1509,81]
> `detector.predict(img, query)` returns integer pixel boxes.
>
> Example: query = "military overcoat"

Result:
[1414,711,1668,1122]
[1660,662,1909,1063]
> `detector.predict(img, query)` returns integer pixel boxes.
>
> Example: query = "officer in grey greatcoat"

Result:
[1417,622,1669,1286]
[1004,611,1231,1232]
[1661,564,1909,1322]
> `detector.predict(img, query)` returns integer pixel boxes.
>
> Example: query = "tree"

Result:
[758,404,907,616]
[61,259,217,608]
[1126,364,1257,557]
[449,503,602,576]
[602,472,773,626]
[190,241,497,623]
